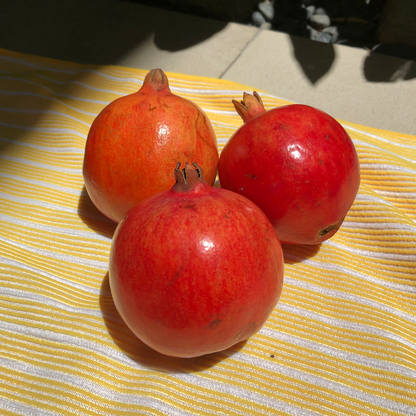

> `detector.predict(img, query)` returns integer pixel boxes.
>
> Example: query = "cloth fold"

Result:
[0,48,415,415]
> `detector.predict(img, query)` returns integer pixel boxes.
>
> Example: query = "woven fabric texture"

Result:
[0,48,415,416]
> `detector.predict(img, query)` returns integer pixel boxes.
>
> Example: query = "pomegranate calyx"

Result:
[233,91,266,123]
[173,162,207,192]
[318,217,344,237]
[143,68,170,92]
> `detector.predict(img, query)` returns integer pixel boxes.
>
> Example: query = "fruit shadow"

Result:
[77,186,117,239]
[281,243,322,264]
[99,272,246,374]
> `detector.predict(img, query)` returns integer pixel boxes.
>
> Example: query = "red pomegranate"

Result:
[109,163,284,358]
[219,92,360,245]
[83,69,219,223]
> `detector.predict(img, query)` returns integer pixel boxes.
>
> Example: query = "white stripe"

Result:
[1,236,108,269]
[0,73,132,104]
[342,220,416,231]
[2,76,111,104]
[217,138,231,146]
[170,87,256,95]
[0,305,106,336]
[0,398,71,416]
[0,55,145,83]
[203,108,238,116]
[375,190,416,198]
[1,74,138,96]
[284,279,416,329]
[284,250,415,292]
[0,120,87,138]
[211,120,240,128]
[0,190,83,214]
[359,163,416,174]
[0,91,98,116]
[0,256,102,294]
[354,193,397,206]
[0,154,82,174]
[48,69,143,85]
[345,124,416,151]
[0,191,114,232]
[353,139,416,164]
[0,287,103,317]
[0,137,84,153]
[0,54,79,73]
[3,226,110,256]
[316,245,415,279]
[0,183,77,203]
[0,106,91,126]
[0,172,83,194]
[0,213,112,242]
[325,238,416,261]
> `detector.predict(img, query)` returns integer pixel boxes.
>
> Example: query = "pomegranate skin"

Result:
[219,99,360,245]
[109,163,284,358]
[83,69,219,223]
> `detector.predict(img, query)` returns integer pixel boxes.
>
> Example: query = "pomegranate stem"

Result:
[173,162,208,192]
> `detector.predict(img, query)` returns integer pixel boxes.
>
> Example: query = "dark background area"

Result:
[127,0,416,61]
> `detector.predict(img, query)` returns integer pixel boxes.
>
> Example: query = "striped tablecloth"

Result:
[0,47,415,415]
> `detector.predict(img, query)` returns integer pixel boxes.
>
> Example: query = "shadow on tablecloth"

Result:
[99,272,247,373]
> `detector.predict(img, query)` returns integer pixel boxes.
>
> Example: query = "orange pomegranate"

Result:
[83,69,219,223]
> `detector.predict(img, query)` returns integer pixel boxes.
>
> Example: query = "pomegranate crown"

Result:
[232,91,266,123]
[173,162,208,192]
[142,68,170,92]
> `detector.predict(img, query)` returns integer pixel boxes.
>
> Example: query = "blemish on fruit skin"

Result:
[274,122,290,131]
[245,174,257,179]
[205,319,221,330]
[168,267,183,286]
[296,204,306,214]
[183,204,197,210]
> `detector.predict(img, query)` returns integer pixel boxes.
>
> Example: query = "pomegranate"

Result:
[218,92,360,245]
[109,163,284,358]
[83,69,219,223]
